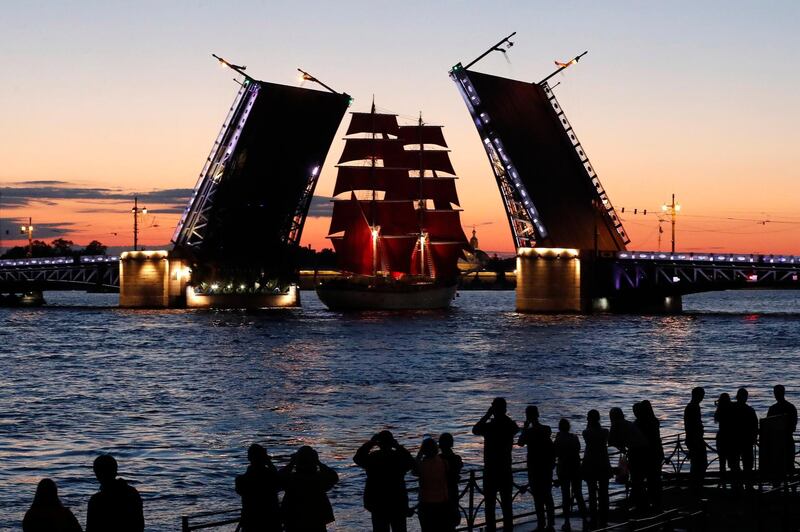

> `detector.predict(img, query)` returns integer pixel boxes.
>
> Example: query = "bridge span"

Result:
[516,248,800,313]
[1,250,798,312]
[0,256,119,294]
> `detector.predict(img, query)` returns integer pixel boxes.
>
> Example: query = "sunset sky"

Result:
[1,1,798,255]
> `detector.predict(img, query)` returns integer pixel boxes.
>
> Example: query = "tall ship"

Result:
[316,103,468,310]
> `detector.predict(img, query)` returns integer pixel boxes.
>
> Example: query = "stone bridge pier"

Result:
[515,248,682,314]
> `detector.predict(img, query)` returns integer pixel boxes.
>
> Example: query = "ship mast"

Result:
[370,98,379,277]
[417,112,427,277]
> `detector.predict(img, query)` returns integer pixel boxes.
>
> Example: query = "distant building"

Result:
[469,228,479,250]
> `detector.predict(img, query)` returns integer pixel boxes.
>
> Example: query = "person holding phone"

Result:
[354,430,415,531]
[473,397,519,531]
[279,446,338,532]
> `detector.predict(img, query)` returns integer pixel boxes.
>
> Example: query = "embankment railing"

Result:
[181,431,799,531]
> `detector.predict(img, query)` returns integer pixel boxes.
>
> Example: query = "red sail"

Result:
[429,242,464,280]
[381,236,416,274]
[397,125,448,148]
[329,198,362,234]
[329,196,374,275]
[346,112,399,136]
[338,138,405,164]
[333,167,409,196]
[404,149,456,175]
[424,210,468,242]
[334,170,459,205]
[331,199,418,236]
[362,201,418,236]
[408,177,460,206]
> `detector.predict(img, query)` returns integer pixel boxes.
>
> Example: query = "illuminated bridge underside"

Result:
[451,67,628,251]
[604,252,800,296]
[172,79,350,280]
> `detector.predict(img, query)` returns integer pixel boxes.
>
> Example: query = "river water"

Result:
[1,289,799,530]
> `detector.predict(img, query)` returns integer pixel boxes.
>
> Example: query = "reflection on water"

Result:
[0,290,798,529]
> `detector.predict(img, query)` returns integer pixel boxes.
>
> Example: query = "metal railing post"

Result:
[181,516,189,532]
[467,470,476,531]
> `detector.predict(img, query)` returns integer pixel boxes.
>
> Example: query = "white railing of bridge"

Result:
[617,251,799,264]
[0,255,119,268]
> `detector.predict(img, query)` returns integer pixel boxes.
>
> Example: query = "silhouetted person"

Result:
[767,385,797,480]
[86,454,143,532]
[354,430,415,531]
[473,397,519,531]
[554,418,586,530]
[715,392,738,489]
[609,407,648,514]
[279,446,338,532]
[23,478,82,532]
[633,401,664,511]
[731,388,758,490]
[582,410,611,529]
[235,444,281,532]
[684,387,707,494]
[438,433,463,529]
[517,405,555,531]
[415,438,451,531]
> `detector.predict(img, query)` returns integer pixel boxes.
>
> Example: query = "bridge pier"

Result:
[516,248,587,313]
[119,251,188,308]
[516,248,683,314]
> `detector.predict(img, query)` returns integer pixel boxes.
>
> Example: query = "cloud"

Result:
[308,195,333,217]
[15,180,71,185]
[0,218,77,240]
[0,182,193,210]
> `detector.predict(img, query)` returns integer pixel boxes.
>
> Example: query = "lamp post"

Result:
[20,218,33,257]
[132,196,147,251]
[661,194,681,253]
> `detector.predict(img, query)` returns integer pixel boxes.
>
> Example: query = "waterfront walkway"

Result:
[182,431,800,531]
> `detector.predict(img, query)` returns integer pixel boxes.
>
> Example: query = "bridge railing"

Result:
[617,251,800,264]
[0,255,119,268]
[180,431,717,531]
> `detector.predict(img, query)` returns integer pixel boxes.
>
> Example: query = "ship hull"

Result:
[316,281,457,311]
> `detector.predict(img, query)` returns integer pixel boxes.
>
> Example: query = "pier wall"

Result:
[516,248,584,312]
[119,251,188,308]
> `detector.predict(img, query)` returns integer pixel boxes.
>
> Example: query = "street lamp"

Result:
[661,194,681,253]
[19,217,33,257]
[132,196,147,251]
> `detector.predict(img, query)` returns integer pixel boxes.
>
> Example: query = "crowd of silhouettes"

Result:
[708,385,797,493]
[21,385,798,532]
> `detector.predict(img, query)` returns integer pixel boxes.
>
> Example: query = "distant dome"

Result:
[469,228,479,250]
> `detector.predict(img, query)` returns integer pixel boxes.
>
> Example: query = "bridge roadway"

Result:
[605,251,800,295]
[0,251,798,303]
[0,255,120,293]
